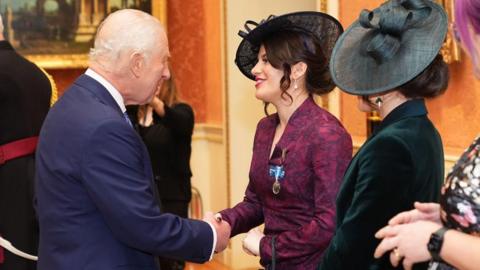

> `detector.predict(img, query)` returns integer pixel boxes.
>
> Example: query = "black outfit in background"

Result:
[127,102,194,270]
[0,41,51,270]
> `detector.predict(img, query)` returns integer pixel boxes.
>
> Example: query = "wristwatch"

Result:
[427,227,449,262]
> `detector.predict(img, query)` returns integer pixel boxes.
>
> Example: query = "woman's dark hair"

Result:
[261,29,334,114]
[398,54,449,98]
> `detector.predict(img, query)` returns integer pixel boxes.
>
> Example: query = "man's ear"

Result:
[291,61,307,80]
[129,52,144,78]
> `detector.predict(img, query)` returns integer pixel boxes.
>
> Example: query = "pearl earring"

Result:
[375,97,383,108]
[294,79,298,90]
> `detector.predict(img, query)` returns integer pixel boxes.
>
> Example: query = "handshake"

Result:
[202,212,265,256]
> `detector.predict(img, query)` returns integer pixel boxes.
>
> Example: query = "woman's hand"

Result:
[388,202,441,226]
[242,228,264,256]
[149,96,165,117]
[374,220,442,270]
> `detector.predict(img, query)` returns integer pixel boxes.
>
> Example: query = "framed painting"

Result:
[436,0,462,63]
[0,0,166,68]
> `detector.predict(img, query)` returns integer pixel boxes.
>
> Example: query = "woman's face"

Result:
[251,45,285,103]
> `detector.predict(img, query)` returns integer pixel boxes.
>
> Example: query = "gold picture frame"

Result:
[317,0,328,13]
[436,0,462,63]
[1,0,166,69]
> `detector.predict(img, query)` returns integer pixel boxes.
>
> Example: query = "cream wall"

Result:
[190,124,226,215]
[224,0,322,268]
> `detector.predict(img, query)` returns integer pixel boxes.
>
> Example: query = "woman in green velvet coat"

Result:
[319,0,450,269]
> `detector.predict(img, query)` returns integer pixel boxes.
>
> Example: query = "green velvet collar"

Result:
[373,98,427,135]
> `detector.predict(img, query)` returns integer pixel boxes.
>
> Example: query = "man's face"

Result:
[130,32,170,105]
[141,46,170,104]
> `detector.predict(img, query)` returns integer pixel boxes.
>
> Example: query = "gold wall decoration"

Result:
[317,0,330,109]
[318,0,328,12]
[152,0,168,28]
[1,0,166,69]
[436,0,462,63]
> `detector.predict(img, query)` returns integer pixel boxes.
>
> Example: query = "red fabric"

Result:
[0,136,38,165]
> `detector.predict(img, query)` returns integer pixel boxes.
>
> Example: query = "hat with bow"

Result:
[330,0,448,95]
[235,11,343,80]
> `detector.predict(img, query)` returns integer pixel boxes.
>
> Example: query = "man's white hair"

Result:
[89,9,163,69]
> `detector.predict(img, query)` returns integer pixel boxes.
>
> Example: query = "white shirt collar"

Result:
[85,68,126,113]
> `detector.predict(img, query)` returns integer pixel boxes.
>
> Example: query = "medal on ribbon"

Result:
[268,148,286,195]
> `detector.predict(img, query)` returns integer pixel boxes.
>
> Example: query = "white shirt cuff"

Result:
[205,221,217,260]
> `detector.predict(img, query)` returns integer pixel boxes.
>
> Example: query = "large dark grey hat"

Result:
[330,0,448,95]
[235,11,343,80]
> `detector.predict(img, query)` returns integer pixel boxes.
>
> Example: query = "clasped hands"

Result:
[202,212,264,256]
[373,202,442,270]
[203,212,231,253]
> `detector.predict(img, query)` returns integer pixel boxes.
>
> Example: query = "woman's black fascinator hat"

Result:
[235,11,344,80]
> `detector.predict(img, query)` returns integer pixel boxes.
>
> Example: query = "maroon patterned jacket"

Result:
[220,97,352,269]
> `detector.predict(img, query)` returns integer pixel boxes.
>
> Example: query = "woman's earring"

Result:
[293,79,298,90]
[375,97,383,108]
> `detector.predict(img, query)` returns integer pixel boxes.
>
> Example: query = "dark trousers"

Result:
[0,157,38,270]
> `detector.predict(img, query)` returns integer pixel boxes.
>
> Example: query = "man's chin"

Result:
[140,96,154,105]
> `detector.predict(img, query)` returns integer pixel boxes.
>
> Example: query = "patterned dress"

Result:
[430,137,480,269]
[220,97,352,270]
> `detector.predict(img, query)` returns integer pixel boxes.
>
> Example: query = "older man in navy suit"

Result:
[35,9,230,270]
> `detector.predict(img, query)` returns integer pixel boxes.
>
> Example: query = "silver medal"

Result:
[272,180,281,194]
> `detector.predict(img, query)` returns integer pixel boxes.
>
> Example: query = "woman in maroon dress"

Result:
[217,12,352,269]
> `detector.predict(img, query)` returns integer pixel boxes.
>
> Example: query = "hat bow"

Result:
[238,15,277,38]
[359,0,431,64]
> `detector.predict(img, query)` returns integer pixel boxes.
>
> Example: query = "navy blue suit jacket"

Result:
[35,75,213,270]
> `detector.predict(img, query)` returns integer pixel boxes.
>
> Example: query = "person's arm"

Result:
[81,119,213,262]
[219,125,265,236]
[374,221,480,270]
[320,135,417,269]
[372,202,442,269]
[219,180,265,236]
[441,229,480,270]
[258,126,352,264]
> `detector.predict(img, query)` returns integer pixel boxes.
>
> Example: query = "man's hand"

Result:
[203,212,231,253]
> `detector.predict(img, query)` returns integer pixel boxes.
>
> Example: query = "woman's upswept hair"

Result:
[398,54,449,98]
[261,29,334,114]
[361,54,449,108]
